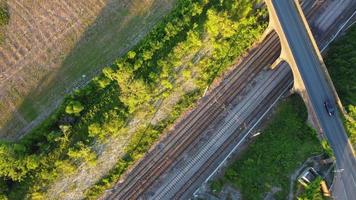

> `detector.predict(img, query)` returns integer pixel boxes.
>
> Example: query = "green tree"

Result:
[94,76,111,89]
[65,101,84,115]
[54,160,76,177]
[127,51,136,59]
[88,123,102,139]
[0,144,38,181]
[68,142,97,166]
[119,79,151,113]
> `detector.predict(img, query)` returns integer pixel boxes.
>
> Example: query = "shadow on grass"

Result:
[0,0,176,140]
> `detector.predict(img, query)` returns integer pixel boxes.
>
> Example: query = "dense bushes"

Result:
[0,0,267,199]
[325,26,356,106]
[325,25,356,148]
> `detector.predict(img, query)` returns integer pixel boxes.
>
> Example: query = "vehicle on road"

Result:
[324,100,335,116]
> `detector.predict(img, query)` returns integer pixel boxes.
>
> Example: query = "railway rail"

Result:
[152,64,293,199]
[105,31,280,200]
[104,0,355,199]
[316,0,356,48]
[176,2,356,198]
[174,68,293,199]
[104,3,314,199]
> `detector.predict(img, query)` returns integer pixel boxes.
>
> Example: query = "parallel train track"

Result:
[106,31,281,200]
[104,0,355,198]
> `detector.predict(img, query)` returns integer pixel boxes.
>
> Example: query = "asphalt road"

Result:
[271,0,356,199]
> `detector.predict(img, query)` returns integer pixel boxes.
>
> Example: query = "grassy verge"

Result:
[324,25,356,148]
[0,0,267,199]
[210,95,324,200]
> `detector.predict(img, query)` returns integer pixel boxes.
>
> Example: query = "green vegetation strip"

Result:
[0,0,9,43]
[210,95,324,200]
[0,2,8,25]
[0,0,267,199]
[324,25,356,148]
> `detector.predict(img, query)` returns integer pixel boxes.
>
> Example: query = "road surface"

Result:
[271,0,356,199]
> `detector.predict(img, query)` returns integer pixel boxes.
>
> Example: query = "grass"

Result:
[0,0,177,138]
[211,95,324,200]
[0,1,267,198]
[210,179,224,194]
[0,2,8,26]
[0,0,9,43]
[324,25,356,148]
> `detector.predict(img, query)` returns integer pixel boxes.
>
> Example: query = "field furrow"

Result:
[0,0,177,139]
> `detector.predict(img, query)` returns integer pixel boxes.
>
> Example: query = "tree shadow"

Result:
[0,0,176,140]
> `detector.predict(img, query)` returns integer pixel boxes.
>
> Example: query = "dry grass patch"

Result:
[0,0,176,140]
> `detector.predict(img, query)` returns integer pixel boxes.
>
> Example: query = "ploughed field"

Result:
[0,0,175,139]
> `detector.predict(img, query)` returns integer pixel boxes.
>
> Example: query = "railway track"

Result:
[173,3,356,199]
[151,64,293,199]
[175,67,293,199]
[313,0,356,48]
[104,0,354,199]
[105,31,281,200]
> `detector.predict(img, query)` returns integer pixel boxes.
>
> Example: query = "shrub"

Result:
[65,101,84,115]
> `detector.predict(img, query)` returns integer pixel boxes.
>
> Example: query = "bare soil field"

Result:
[0,0,175,140]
